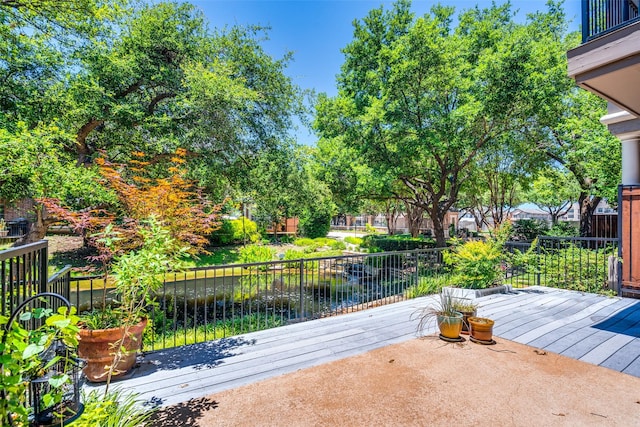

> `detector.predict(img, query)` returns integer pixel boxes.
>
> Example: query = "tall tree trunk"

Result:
[383,201,400,235]
[403,202,424,238]
[578,193,601,237]
[431,212,446,247]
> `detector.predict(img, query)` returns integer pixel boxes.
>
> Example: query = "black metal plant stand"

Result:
[1,293,84,427]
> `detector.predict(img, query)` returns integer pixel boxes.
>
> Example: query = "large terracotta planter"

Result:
[437,312,463,339]
[78,318,147,382]
[468,317,494,342]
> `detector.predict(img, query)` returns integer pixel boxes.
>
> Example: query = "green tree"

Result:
[1,1,304,241]
[526,168,579,224]
[315,1,568,246]
[536,89,621,236]
[0,125,112,244]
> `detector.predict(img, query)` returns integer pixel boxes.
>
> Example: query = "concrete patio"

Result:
[86,286,640,408]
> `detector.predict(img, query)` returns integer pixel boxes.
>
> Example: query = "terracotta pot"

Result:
[78,318,147,382]
[437,312,463,339]
[468,316,494,342]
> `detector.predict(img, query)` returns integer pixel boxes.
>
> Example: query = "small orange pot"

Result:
[468,317,494,342]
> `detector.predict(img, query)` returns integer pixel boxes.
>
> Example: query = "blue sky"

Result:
[188,0,582,144]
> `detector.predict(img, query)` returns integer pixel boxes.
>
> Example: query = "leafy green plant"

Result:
[344,236,363,246]
[293,238,318,248]
[211,217,261,245]
[0,304,80,427]
[81,307,122,330]
[361,234,436,252]
[283,249,305,267]
[405,276,448,298]
[443,239,503,289]
[328,239,346,250]
[535,244,616,294]
[238,244,275,264]
[74,390,153,427]
[94,217,189,328]
[512,219,549,241]
[84,217,189,390]
[547,222,578,237]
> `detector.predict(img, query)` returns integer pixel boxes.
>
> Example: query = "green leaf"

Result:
[22,343,44,359]
[48,373,69,388]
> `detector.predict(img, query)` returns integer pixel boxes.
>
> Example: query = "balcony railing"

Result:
[583,0,640,42]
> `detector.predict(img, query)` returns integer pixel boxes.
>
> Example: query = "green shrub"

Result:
[405,275,450,299]
[534,244,616,294]
[293,237,317,248]
[362,234,437,252]
[278,234,296,244]
[512,219,549,241]
[283,249,305,267]
[211,217,261,245]
[444,239,502,289]
[365,223,377,234]
[344,236,363,245]
[548,222,579,237]
[329,240,346,250]
[299,208,331,238]
[238,244,275,264]
[75,390,153,427]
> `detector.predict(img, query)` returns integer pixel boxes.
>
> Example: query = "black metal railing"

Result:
[65,236,622,352]
[583,0,640,42]
[0,241,49,316]
[504,236,619,294]
[68,248,448,351]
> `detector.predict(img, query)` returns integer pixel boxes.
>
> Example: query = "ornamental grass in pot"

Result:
[414,289,463,340]
[452,299,478,334]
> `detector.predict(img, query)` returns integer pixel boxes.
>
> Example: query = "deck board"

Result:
[84,286,640,407]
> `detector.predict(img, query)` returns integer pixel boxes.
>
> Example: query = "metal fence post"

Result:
[414,249,419,287]
[39,243,48,294]
[536,240,541,287]
[299,259,305,320]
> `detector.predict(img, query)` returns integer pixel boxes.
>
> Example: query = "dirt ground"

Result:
[148,336,640,427]
[46,235,84,254]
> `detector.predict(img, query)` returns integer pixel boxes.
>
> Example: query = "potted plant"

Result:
[452,298,478,334]
[77,217,187,384]
[414,288,464,341]
[0,218,8,237]
[468,316,495,343]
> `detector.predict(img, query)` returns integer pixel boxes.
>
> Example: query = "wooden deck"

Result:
[85,286,640,407]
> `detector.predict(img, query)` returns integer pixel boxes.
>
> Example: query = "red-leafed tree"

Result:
[42,148,221,264]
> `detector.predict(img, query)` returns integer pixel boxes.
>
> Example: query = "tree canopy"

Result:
[315,0,580,244]
[0,0,306,244]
